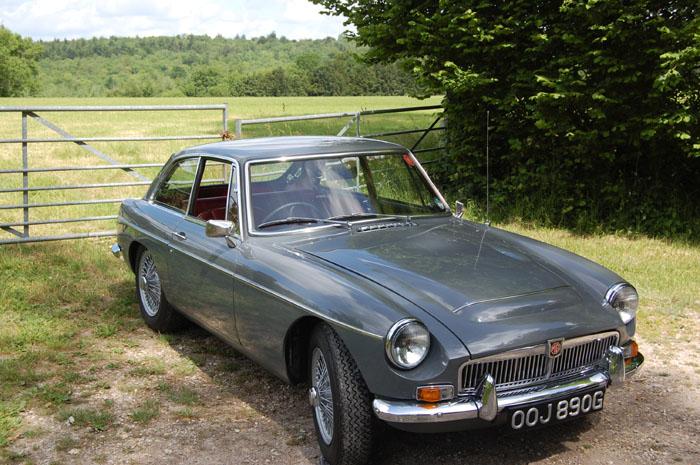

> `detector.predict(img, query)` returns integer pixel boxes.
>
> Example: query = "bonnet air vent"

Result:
[356,221,417,232]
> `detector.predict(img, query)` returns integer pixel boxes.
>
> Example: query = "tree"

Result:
[35,34,418,98]
[313,1,700,237]
[181,65,225,96]
[0,26,42,96]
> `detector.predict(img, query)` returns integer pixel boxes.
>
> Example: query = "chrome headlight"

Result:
[385,319,430,369]
[606,283,638,324]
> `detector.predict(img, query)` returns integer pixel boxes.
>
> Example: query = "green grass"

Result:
[129,400,160,424]
[0,96,697,453]
[0,239,132,447]
[55,435,79,452]
[58,405,113,432]
[157,382,200,406]
[175,407,196,419]
[34,382,72,406]
[1,216,699,455]
[0,96,443,241]
[128,359,167,377]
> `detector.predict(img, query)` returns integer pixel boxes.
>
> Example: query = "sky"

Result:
[0,0,349,41]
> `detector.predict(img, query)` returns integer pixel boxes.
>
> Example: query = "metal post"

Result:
[235,119,242,139]
[355,112,361,137]
[222,104,229,133]
[21,112,29,238]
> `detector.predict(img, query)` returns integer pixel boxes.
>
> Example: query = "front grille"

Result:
[551,334,618,377]
[459,332,618,395]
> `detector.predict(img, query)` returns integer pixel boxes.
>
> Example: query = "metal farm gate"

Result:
[0,104,445,245]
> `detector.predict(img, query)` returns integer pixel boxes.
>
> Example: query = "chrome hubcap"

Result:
[138,252,161,317]
[311,348,333,445]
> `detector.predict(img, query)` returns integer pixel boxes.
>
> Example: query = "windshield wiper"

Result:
[257,217,349,230]
[327,212,411,223]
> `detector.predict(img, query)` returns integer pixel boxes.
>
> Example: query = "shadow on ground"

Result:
[164,324,602,465]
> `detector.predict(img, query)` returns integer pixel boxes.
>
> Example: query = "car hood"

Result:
[293,219,621,357]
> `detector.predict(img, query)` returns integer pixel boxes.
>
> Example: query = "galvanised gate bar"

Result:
[0,104,230,245]
[0,104,445,245]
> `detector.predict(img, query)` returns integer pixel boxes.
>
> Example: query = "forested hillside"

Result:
[36,34,419,97]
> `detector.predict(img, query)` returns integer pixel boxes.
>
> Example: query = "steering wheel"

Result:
[261,202,323,224]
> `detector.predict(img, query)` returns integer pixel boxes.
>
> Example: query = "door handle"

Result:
[173,231,187,241]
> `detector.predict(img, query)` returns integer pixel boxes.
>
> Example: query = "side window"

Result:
[199,160,232,189]
[190,159,239,233]
[153,158,199,213]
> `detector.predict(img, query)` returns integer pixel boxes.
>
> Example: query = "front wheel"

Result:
[135,247,186,332]
[308,323,374,465]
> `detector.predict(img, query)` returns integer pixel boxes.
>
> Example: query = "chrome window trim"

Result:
[457,330,620,395]
[225,159,241,235]
[408,150,449,213]
[149,152,244,239]
[243,149,451,237]
[187,157,205,216]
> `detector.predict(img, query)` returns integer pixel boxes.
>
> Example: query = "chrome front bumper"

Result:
[373,347,644,426]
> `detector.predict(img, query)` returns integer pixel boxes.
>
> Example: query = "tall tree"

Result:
[0,27,42,96]
[313,0,700,237]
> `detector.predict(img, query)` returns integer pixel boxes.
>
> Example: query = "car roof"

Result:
[176,136,406,163]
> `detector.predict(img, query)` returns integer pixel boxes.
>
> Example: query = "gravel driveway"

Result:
[9,327,699,465]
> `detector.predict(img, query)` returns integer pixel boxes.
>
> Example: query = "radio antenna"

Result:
[485,110,491,226]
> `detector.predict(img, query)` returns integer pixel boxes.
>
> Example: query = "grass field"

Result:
[1,227,698,458]
[0,96,443,242]
[0,97,698,461]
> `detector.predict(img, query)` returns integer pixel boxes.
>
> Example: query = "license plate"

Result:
[508,389,605,430]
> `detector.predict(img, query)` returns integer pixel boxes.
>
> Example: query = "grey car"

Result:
[112,136,644,465]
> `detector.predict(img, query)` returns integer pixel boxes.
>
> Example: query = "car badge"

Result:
[548,339,564,359]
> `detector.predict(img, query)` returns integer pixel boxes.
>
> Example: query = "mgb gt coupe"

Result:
[112,136,644,465]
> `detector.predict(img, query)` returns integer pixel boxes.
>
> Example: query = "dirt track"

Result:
[9,326,700,465]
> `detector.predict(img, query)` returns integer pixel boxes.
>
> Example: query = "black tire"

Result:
[308,323,374,465]
[134,247,187,332]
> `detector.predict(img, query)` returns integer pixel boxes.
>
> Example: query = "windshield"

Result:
[248,152,448,232]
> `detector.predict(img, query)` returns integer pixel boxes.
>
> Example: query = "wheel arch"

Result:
[284,315,324,385]
[127,240,145,273]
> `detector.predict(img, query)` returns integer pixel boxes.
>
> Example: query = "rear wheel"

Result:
[308,323,374,465]
[135,247,186,332]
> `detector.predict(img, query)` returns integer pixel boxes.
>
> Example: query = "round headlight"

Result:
[385,319,430,369]
[606,283,638,324]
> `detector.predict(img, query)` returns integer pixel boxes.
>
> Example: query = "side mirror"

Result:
[454,201,465,219]
[205,220,233,238]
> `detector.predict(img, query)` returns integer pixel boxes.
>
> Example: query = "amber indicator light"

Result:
[417,386,443,403]
[624,340,639,366]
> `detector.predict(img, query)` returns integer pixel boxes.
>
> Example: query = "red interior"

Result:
[193,184,228,221]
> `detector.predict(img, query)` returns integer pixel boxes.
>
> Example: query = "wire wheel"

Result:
[311,347,334,445]
[138,251,161,317]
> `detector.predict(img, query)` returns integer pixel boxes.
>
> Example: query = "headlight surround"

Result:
[605,283,638,324]
[385,319,431,369]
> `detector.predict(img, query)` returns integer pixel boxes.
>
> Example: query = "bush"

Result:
[315,0,700,238]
